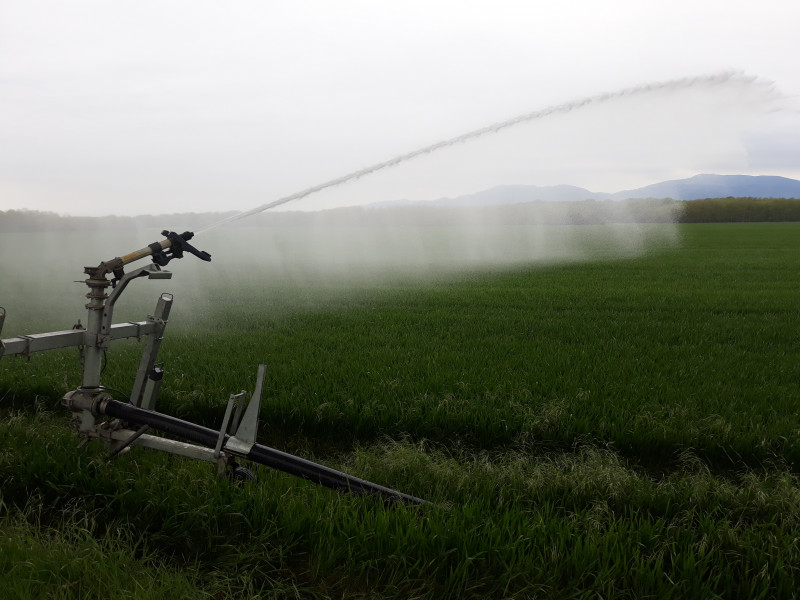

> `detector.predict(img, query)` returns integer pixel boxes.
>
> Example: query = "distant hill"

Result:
[369,174,800,208]
[609,174,800,201]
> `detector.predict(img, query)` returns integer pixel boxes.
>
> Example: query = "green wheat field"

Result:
[1,222,799,599]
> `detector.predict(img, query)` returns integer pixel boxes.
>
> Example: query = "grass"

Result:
[2,222,800,598]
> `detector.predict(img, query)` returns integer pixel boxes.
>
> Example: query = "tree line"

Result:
[2,197,800,232]
[677,197,800,222]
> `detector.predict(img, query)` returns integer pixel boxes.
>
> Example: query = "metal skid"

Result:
[1,231,425,505]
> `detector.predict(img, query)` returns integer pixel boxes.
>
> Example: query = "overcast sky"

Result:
[1,1,799,217]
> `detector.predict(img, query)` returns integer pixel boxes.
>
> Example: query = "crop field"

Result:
[1,222,800,599]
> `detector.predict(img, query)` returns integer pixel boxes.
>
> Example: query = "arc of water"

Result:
[198,71,768,233]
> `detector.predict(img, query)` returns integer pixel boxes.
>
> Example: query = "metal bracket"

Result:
[20,335,34,360]
[215,391,245,458]
[219,364,266,456]
[130,293,173,409]
[102,265,172,345]
[125,321,143,341]
[109,424,150,458]
[0,307,5,358]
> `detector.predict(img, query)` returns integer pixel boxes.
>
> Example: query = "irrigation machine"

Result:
[0,231,425,506]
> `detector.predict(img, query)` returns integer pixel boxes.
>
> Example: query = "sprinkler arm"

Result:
[87,231,211,282]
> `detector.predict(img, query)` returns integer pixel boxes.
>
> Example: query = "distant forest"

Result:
[2,197,800,232]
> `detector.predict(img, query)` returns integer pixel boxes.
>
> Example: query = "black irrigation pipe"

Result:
[99,398,427,506]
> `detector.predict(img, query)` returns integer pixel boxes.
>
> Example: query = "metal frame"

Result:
[0,240,251,476]
[1,232,426,505]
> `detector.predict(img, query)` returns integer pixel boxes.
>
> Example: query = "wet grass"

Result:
[2,222,800,598]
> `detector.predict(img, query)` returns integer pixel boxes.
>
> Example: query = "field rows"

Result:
[2,223,800,598]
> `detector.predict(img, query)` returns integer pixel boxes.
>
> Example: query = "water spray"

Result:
[0,231,426,506]
[0,72,778,508]
[198,71,773,232]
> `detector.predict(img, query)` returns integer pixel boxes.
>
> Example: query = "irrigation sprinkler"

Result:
[0,231,426,506]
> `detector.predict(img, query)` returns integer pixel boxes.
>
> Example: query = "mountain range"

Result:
[369,174,800,208]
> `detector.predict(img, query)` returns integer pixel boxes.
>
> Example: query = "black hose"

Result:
[246,443,426,504]
[100,399,426,506]
[102,399,221,447]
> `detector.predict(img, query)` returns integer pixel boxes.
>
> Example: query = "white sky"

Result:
[1,0,799,216]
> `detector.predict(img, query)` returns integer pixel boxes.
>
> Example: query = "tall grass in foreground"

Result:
[3,407,800,599]
[2,223,800,598]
